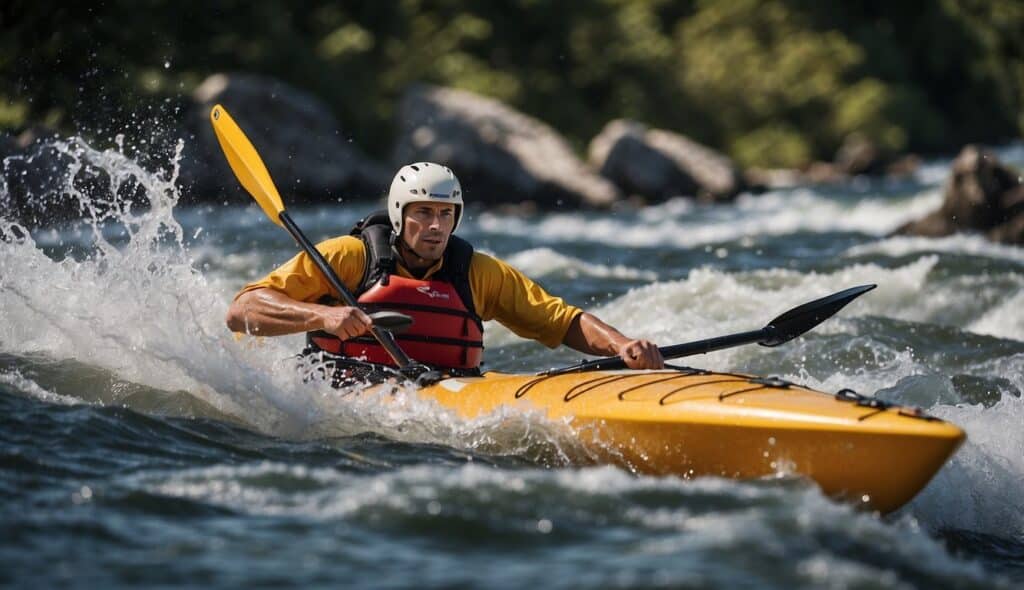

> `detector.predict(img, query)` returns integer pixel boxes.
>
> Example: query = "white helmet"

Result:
[387,162,463,235]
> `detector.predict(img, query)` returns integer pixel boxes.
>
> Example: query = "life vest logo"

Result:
[416,285,450,300]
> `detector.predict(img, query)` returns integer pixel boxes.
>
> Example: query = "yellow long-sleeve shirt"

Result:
[235,236,582,348]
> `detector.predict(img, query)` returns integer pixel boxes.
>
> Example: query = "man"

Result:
[226,162,664,377]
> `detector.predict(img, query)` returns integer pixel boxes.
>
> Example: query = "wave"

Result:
[126,461,1002,587]
[0,368,82,406]
[477,188,943,248]
[911,393,1024,542]
[500,247,658,281]
[968,291,1024,341]
[846,234,1024,264]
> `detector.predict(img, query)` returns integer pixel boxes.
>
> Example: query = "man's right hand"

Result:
[319,305,373,340]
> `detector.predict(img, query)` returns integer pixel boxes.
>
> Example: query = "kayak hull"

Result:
[414,369,965,513]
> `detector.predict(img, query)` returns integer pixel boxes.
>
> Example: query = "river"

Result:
[1,138,1022,588]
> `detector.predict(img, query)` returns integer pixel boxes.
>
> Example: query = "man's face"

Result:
[401,201,456,261]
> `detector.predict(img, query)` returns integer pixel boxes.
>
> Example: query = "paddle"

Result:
[209,104,433,379]
[543,284,877,375]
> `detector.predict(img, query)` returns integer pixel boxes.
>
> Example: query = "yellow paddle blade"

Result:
[209,104,285,226]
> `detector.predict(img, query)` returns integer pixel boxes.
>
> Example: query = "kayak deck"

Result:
[414,368,965,513]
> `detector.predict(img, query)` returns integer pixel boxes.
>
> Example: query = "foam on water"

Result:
[569,255,1019,345]
[478,187,943,248]
[500,247,658,281]
[909,393,1024,540]
[846,234,1024,264]
[968,290,1024,341]
[0,138,311,434]
[0,368,82,406]
[492,257,938,355]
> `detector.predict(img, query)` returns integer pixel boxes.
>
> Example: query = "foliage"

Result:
[1,0,1020,168]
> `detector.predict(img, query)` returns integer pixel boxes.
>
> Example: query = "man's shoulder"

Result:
[469,250,519,278]
[318,234,366,254]
[469,250,499,267]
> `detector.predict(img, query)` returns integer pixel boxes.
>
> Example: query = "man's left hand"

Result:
[617,339,665,370]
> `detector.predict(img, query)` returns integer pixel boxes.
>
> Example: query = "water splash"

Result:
[1,137,317,434]
[0,136,592,461]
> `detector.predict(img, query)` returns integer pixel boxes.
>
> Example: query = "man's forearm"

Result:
[562,312,665,370]
[226,288,326,336]
[562,312,631,356]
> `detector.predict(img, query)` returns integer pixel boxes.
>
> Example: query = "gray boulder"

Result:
[834,132,885,176]
[588,119,745,203]
[897,145,1024,244]
[394,84,619,209]
[833,132,921,179]
[183,73,389,204]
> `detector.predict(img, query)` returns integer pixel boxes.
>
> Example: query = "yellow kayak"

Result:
[413,368,965,513]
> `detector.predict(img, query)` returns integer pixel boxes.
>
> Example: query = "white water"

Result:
[478,188,944,248]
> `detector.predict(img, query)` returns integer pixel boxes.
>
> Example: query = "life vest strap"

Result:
[361,301,484,330]
[348,333,484,348]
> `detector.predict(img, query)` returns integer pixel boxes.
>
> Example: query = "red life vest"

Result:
[306,210,484,371]
[309,275,483,369]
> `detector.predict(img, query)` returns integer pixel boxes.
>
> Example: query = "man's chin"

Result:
[413,247,443,262]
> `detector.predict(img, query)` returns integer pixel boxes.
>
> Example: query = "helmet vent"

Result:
[410,164,420,171]
[399,175,406,182]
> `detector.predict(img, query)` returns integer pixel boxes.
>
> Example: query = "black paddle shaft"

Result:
[543,284,876,376]
[278,211,418,371]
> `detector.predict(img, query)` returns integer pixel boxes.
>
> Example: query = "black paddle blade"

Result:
[759,284,876,347]
[369,311,414,334]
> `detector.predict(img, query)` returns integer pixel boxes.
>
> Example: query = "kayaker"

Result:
[226,162,664,377]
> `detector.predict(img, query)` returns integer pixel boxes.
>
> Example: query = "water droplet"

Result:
[163,61,171,69]
[537,518,553,533]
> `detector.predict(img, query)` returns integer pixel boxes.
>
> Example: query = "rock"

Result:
[834,133,920,180]
[834,132,886,176]
[743,167,801,190]
[588,119,745,203]
[394,84,619,209]
[896,145,1024,244]
[803,161,847,185]
[885,154,922,178]
[183,73,389,204]
[15,126,60,150]
[0,127,79,227]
